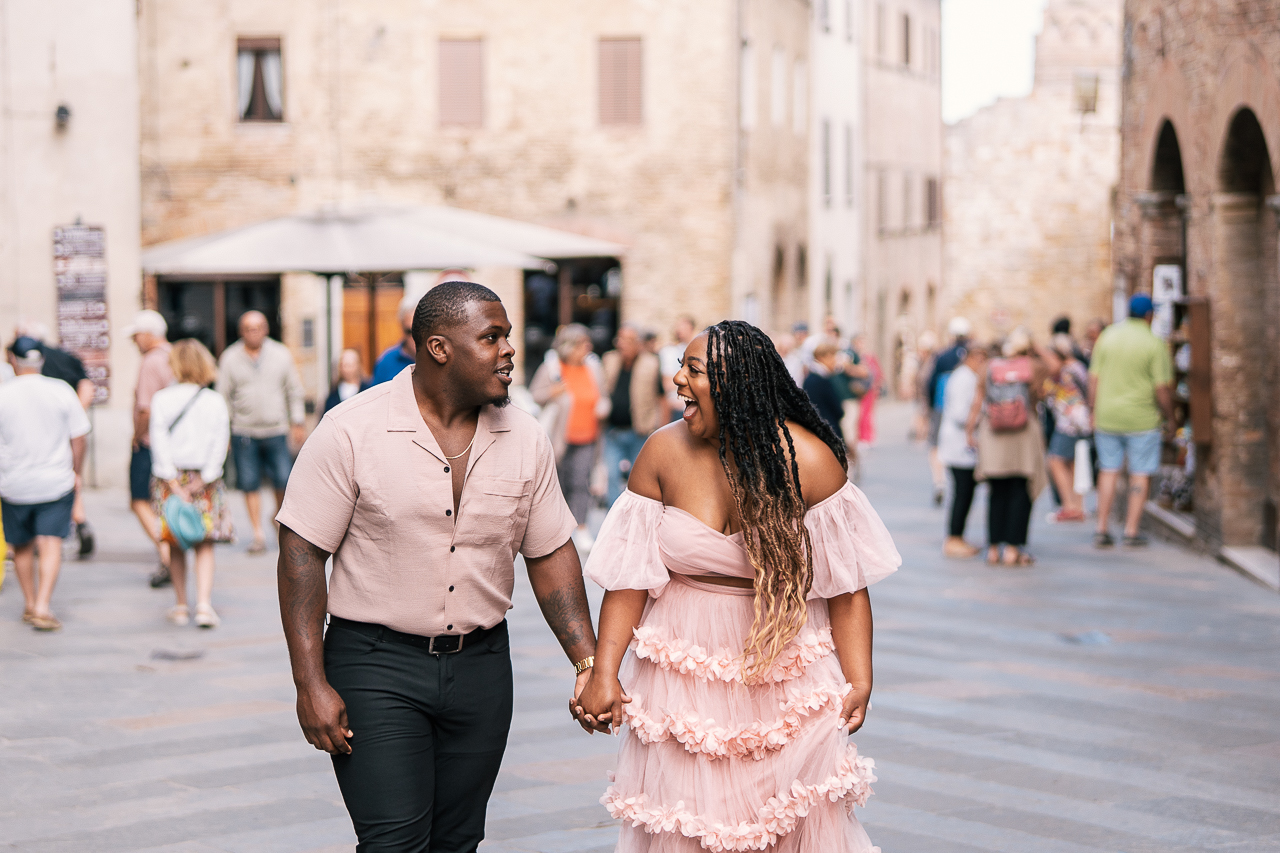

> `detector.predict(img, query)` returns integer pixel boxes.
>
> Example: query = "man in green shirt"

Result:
[1087,294,1175,548]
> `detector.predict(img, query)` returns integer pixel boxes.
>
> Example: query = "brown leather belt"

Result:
[327,615,502,655]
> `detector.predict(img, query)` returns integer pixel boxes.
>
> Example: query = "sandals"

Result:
[167,605,190,626]
[247,538,267,555]
[21,609,35,625]
[30,613,62,631]
[1001,550,1036,568]
[194,605,220,629]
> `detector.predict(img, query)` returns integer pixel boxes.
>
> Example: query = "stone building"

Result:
[0,0,141,487]
[138,0,815,399]
[861,0,943,391]
[943,0,1120,344]
[1114,0,1280,560]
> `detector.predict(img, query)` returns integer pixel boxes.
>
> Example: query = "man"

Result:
[371,295,418,385]
[217,310,306,554]
[0,338,91,631]
[16,320,96,555]
[937,344,988,558]
[803,341,846,437]
[925,317,972,505]
[126,310,175,586]
[601,323,663,507]
[1089,293,1175,548]
[276,282,603,852]
[658,314,696,422]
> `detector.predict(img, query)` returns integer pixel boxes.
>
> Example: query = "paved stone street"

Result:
[2,403,1278,852]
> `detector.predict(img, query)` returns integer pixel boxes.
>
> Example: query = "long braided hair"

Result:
[704,320,848,681]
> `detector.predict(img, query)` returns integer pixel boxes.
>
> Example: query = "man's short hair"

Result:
[411,281,501,346]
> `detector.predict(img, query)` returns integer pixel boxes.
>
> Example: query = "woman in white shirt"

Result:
[149,339,233,628]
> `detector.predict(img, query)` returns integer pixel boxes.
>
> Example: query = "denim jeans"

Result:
[604,428,648,507]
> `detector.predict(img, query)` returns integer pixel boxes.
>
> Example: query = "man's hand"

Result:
[838,684,871,734]
[297,681,353,754]
[569,669,595,733]
[575,670,630,734]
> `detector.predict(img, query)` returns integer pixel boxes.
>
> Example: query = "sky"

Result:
[941,0,1051,124]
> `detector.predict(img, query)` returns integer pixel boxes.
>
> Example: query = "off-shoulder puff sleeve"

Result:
[583,489,671,597]
[804,481,901,599]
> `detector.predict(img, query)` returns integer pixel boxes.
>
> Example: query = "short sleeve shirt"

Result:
[275,368,578,637]
[1088,319,1173,434]
[135,344,174,446]
[0,375,92,504]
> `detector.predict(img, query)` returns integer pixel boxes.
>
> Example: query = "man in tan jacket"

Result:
[601,324,663,507]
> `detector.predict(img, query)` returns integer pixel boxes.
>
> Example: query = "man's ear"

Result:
[425,334,450,366]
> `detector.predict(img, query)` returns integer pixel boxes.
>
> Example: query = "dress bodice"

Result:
[657,506,755,580]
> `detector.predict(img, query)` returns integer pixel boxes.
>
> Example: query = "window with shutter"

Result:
[599,38,643,126]
[439,39,484,128]
[237,37,283,122]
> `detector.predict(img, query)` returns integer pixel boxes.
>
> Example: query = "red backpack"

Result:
[986,357,1033,432]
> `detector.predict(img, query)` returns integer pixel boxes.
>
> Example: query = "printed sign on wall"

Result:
[53,224,110,404]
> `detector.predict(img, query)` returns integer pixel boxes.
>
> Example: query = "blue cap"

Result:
[7,335,41,358]
[1129,293,1154,318]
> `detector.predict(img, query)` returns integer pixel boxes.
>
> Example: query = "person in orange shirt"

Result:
[531,323,607,550]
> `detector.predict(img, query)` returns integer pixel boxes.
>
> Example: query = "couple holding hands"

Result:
[276,282,900,853]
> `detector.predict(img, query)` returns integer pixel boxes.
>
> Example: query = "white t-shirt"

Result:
[0,374,92,504]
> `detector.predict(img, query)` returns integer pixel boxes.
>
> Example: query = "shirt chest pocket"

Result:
[463,477,530,546]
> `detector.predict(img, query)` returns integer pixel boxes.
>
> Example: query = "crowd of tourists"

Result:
[916,294,1175,566]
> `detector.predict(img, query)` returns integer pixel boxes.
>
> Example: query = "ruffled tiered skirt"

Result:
[602,574,879,852]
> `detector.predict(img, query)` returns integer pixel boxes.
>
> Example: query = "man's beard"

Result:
[487,393,511,408]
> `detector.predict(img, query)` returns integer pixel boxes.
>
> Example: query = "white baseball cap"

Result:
[123,309,168,338]
[947,317,972,338]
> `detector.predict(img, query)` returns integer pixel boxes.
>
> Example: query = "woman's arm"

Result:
[576,588,647,733]
[829,588,873,732]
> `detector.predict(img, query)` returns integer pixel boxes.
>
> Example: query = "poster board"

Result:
[53,225,110,404]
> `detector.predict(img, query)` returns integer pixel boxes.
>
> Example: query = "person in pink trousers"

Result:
[576,321,900,852]
[853,335,882,446]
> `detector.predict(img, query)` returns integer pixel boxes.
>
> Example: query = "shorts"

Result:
[1048,431,1088,460]
[231,434,294,492]
[2,490,75,546]
[130,446,154,501]
[1094,429,1161,476]
[927,408,943,446]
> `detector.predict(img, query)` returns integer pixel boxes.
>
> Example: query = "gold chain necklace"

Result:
[442,434,476,460]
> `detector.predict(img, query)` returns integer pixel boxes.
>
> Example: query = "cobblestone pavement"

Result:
[2,403,1278,852]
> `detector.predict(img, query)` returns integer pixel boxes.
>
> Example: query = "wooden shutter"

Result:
[599,38,643,126]
[1187,298,1212,447]
[439,39,484,127]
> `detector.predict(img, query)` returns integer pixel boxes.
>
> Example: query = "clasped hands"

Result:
[570,669,630,734]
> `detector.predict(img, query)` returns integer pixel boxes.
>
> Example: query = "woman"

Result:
[149,339,234,628]
[530,323,608,549]
[851,334,881,447]
[1041,334,1092,522]
[322,348,371,415]
[577,321,900,852]
[965,331,1048,567]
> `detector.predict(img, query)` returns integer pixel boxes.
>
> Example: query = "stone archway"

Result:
[1211,107,1278,548]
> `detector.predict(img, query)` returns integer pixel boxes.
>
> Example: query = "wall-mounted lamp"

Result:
[55,104,71,131]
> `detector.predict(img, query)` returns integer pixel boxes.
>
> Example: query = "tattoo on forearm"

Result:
[278,529,330,651]
[538,585,590,653]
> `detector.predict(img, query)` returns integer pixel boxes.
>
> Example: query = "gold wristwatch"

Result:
[573,655,595,675]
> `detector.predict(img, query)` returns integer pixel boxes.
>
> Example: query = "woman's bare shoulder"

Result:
[626,421,693,501]
[784,422,848,506]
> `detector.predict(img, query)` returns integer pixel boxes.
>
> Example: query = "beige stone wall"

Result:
[943,0,1121,346]
[140,0,746,349]
[862,0,943,391]
[0,0,141,488]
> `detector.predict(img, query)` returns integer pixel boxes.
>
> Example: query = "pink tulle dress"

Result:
[585,481,901,852]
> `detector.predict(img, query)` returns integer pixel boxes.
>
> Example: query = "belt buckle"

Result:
[428,634,463,655]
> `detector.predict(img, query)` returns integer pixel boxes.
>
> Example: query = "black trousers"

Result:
[987,476,1032,547]
[948,467,977,538]
[324,619,514,853]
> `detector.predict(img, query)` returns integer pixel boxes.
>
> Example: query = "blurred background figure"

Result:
[324,348,372,415]
[803,340,846,438]
[851,334,882,448]
[15,320,96,556]
[601,324,663,507]
[126,310,175,588]
[910,330,939,442]
[530,323,605,551]
[659,315,696,423]
[1041,333,1093,523]
[938,343,988,558]
[149,340,233,628]
[372,295,418,385]
[926,318,972,505]
[968,332,1048,567]
[1081,319,1106,363]
[216,311,306,555]
[783,321,809,386]
[0,337,90,631]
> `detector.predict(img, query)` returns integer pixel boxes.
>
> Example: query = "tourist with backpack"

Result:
[964,330,1049,567]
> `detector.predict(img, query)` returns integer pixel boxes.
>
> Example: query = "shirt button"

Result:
[449,585,455,592]
[447,624,453,630]
[444,466,450,473]
[445,509,452,516]
[450,546,456,552]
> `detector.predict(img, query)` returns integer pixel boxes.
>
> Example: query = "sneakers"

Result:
[149,564,172,588]
[1095,530,1149,548]
[1122,533,1149,547]
[1093,531,1115,548]
[76,521,95,557]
